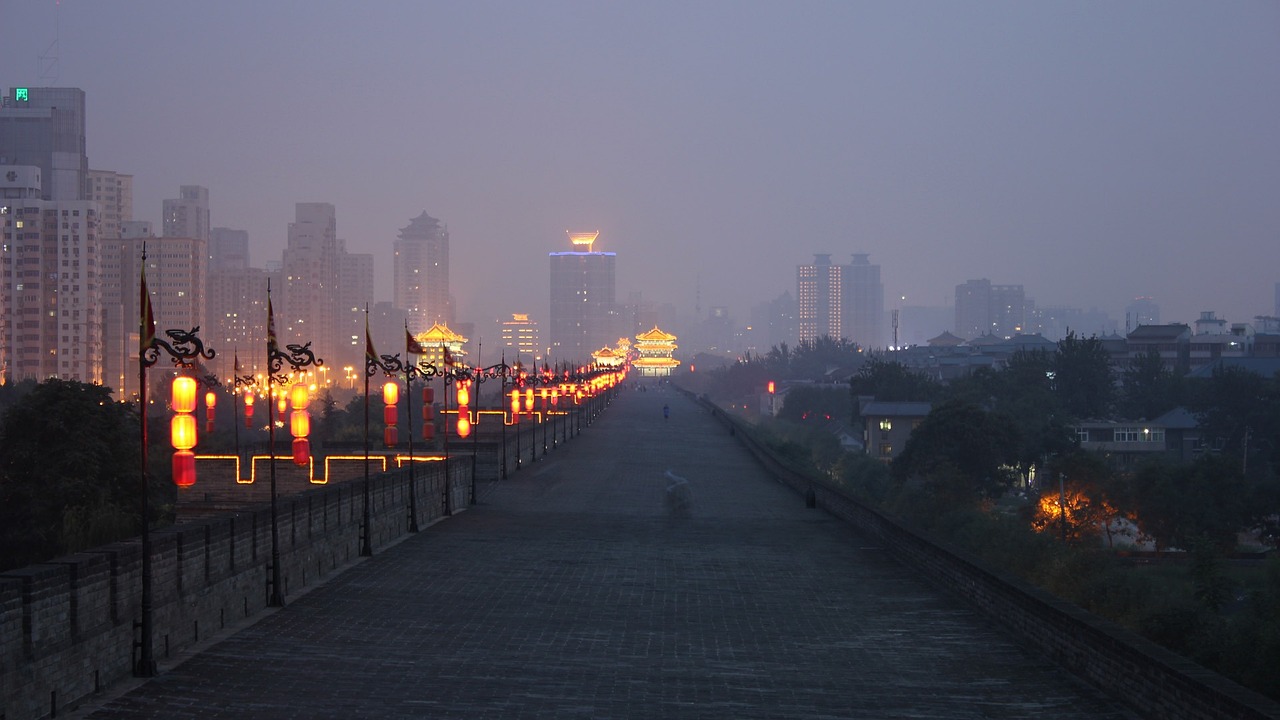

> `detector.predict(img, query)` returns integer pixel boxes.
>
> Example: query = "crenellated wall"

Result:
[691,391,1280,720]
[0,460,471,720]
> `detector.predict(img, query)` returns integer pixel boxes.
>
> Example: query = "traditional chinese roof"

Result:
[636,326,676,342]
[416,323,468,345]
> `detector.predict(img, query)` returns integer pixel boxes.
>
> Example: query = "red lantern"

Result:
[292,437,310,466]
[204,391,217,433]
[243,392,255,428]
[510,389,520,424]
[422,423,434,440]
[383,381,399,448]
[171,413,198,451]
[457,414,471,438]
[173,450,196,487]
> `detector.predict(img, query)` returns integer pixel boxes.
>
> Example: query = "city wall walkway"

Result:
[76,383,1134,719]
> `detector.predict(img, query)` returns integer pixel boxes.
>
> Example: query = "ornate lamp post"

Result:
[137,256,215,676]
[264,291,322,607]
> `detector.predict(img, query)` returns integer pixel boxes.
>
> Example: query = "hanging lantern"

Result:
[171,413,198,450]
[551,388,559,406]
[290,410,310,438]
[173,450,196,487]
[456,414,471,438]
[456,381,470,407]
[292,437,310,466]
[291,382,310,410]
[172,376,198,413]
[524,388,534,414]
[456,381,471,437]
[243,391,255,428]
[383,381,399,447]
[205,391,217,433]
[276,392,288,415]
[510,389,520,424]
[170,376,199,487]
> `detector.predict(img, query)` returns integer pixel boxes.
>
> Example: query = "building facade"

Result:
[549,231,618,364]
[955,279,1026,340]
[394,212,450,331]
[86,169,134,395]
[162,185,210,242]
[0,87,88,202]
[281,203,339,358]
[1,166,104,384]
[500,313,541,361]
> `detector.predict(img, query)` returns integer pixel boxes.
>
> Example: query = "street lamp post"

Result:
[138,326,215,676]
[265,334,323,607]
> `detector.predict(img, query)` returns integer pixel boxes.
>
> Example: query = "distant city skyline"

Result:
[0,2,1276,339]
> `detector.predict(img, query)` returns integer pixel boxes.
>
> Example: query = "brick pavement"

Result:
[76,382,1136,719]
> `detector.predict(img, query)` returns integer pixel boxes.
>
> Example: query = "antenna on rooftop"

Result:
[38,1,61,84]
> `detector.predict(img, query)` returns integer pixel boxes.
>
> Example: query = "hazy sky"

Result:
[3,1,1277,330]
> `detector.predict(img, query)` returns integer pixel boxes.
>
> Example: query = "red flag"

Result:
[267,295,278,355]
[365,315,378,364]
[406,328,426,355]
[139,262,155,355]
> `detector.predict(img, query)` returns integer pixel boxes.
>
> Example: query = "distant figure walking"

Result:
[662,403,670,421]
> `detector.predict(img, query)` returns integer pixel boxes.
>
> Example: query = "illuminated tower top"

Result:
[567,230,600,252]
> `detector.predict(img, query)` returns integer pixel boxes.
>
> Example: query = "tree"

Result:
[892,399,1022,504]
[1031,450,1121,545]
[777,385,852,424]
[0,380,143,570]
[1053,331,1114,420]
[848,356,940,403]
[1119,348,1180,420]
[1114,455,1250,553]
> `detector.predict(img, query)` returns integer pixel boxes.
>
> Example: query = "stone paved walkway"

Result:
[77,382,1136,719]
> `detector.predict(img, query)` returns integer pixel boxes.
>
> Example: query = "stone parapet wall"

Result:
[690,391,1280,720]
[0,461,467,720]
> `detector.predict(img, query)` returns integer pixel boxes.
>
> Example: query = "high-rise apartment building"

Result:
[335,247,374,371]
[797,254,842,345]
[954,279,1026,340]
[209,227,249,273]
[86,169,134,395]
[1,166,102,384]
[1125,297,1161,331]
[394,212,450,330]
[281,202,339,357]
[0,87,88,201]
[549,231,617,364]
[162,185,209,242]
[845,254,884,349]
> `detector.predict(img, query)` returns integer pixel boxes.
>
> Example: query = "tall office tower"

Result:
[797,254,843,345]
[281,203,339,357]
[1125,296,1161,331]
[209,227,249,272]
[162,185,209,242]
[549,231,617,364]
[335,246,374,372]
[394,211,450,330]
[500,313,542,361]
[0,87,88,201]
[954,279,1027,340]
[0,166,102,384]
[205,264,268,379]
[844,253,885,350]
[86,169,135,395]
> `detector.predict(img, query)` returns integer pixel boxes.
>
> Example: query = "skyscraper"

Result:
[954,279,1026,340]
[281,203,339,355]
[844,253,884,349]
[1,166,102,384]
[86,169,134,394]
[162,185,209,242]
[0,87,88,201]
[797,254,842,345]
[500,313,542,361]
[394,212,450,331]
[549,231,617,363]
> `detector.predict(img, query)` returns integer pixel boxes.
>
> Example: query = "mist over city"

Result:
[1,1,1275,376]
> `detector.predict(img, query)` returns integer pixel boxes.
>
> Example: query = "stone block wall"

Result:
[0,460,469,720]
[694,392,1280,720]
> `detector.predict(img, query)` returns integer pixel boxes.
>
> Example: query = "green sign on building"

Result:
[15,88,29,102]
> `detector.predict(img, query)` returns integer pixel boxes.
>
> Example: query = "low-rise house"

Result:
[859,400,932,462]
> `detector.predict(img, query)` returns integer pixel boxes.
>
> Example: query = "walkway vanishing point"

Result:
[77,383,1139,719]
